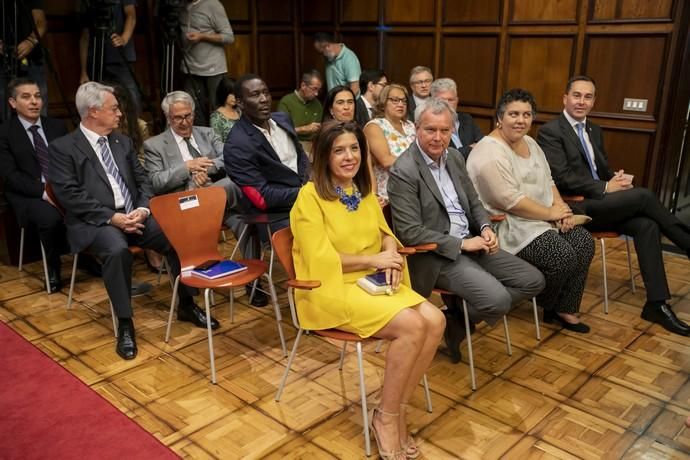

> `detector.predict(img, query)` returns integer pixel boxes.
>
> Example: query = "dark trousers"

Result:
[583,187,690,302]
[20,198,66,268]
[87,216,194,318]
[183,73,225,126]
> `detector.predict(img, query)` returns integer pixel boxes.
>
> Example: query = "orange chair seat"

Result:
[433,288,453,296]
[590,232,620,239]
[178,259,267,289]
[314,329,365,342]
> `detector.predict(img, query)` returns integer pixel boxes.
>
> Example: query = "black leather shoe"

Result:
[131,281,152,297]
[178,304,220,329]
[116,323,138,360]
[245,284,269,307]
[543,310,590,333]
[443,311,467,364]
[641,303,690,336]
[47,264,62,294]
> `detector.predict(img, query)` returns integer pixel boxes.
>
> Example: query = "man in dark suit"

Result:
[407,66,433,122]
[0,78,67,292]
[355,69,387,127]
[430,78,483,159]
[388,98,544,362]
[49,82,219,360]
[224,74,310,231]
[537,75,690,336]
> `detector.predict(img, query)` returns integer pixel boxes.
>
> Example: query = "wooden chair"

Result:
[562,196,636,314]
[382,205,540,391]
[271,227,433,457]
[150,187,286,383]
[18,226,51,294]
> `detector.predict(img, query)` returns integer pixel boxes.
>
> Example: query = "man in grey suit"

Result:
[144,91,267,307]
[387,98,545,363]
[430,78,483,160]
[49,82,219,361]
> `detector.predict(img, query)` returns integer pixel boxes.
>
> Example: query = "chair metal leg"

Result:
[422,374,433,413]
[230,223,249,260]
[165,275,181,343]
[532,297,541,340]
[18,227,25,271]
[503,316,512,356]
[221,229,227,242]
[625,236,636,293]
[109,301,118,337]
[275,328,304,401]
[356,341,371,457]
[600,238,609,314]
[204,288,217,384]
[462,300,476,391]
[338,341,347,370]
[39,242,51,294]
[229,288,235,323]
[375,340,384,353]
[266,273,287,357]
[67,253,79,309]
[210,289,216,306]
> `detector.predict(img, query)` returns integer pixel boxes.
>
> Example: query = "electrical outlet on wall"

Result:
[623,98,648,112]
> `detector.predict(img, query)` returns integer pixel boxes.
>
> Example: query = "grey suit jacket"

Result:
[143,126,225,194]
[387,142,491,297]
[49,129,152,253]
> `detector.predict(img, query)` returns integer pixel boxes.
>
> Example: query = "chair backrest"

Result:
[271,227,296,281]
[150,187,226,269]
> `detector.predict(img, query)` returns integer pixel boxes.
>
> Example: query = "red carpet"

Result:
[0,321,179,460]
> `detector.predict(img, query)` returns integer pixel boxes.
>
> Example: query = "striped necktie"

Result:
[576,123,600,180]
[184,137,201,158]
[97,137,134,213]
[28,125,50,178]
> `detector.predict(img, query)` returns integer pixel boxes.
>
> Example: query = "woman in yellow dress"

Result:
[290,120,445,459]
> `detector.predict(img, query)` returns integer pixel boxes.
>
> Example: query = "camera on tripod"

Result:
[158,0,185,43]
[83,0,121,31]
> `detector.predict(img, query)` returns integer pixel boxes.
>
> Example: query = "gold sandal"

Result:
[400,404,420,459]
[370,408,405,460]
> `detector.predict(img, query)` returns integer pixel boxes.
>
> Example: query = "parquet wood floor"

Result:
[3,237,690,459]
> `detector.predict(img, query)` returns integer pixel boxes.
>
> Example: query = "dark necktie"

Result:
[576,123,600,180]
[28,125,50,178]
[97,137,134,213]
[184,137,201,158]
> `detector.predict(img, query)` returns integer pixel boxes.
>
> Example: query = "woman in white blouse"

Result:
[467,88,594,333]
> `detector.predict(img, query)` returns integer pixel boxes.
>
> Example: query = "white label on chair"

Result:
[179,195,199,210]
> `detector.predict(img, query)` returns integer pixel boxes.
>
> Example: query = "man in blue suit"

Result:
[224,74,310,230]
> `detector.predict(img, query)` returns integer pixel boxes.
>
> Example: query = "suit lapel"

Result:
[74,130,111,189]
[412,145,444,207]
[558,114,593,167]
[12,117,40,167]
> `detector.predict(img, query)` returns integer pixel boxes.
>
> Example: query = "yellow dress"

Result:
[290,182,425,337]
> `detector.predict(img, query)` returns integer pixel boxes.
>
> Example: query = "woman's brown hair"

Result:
[311,120,372,200]
[372,83,408,119]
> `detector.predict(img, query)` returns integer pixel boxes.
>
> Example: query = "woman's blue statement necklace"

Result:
[335,183,361,212]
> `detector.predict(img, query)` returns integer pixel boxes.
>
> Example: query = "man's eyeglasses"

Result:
[411,78,433,86]
[172,113,194,123]
[387,97,407,105]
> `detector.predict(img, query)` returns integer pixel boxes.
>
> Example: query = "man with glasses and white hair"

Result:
[143,90,266,306]
[430,78,483,159]
[407,66,433,122]
[49,82,220,361]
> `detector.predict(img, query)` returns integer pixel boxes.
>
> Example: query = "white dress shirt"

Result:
[254,118,298,174]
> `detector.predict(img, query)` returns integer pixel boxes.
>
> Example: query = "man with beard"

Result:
[313,33,361,95]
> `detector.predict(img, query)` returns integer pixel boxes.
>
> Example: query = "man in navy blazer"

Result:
[0,77,67,292]
[49,82,219,360]
[537,75,690,336]
[224,74,310,230]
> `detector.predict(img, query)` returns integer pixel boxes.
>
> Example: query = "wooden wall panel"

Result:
[584,35,666,117]
[341,0,379,24]
[384,34,435,85]
[505,36,575,113]
[340,33,379,71]
[510,0,578,23]
[443,0,502,25]
[591,0,674,21]
[222,0,251,22]
[601,128,652,183]
[226,34,252,78]
[385,0,436,25]
[300,33,327,76]
[258,33,296,92]
[44,32,81,116]
[301,0,335,23]
[440,35,499,108]
[257,0,293,23]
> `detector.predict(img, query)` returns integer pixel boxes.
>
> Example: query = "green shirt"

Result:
[277,91,323,141]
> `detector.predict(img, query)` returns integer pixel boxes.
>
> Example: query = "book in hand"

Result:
[191,260,248,280]
[357,271,393,296]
